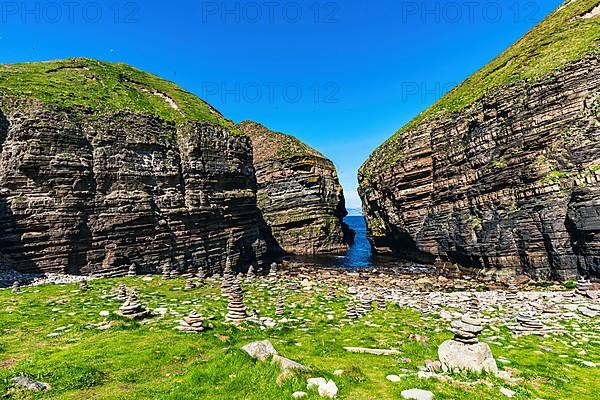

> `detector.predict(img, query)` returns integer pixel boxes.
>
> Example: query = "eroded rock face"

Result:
[359,54,600,280]
[0,99,267,276]
[238,121,351,255]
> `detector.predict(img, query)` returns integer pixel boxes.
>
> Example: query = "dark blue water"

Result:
[290,216,399,271]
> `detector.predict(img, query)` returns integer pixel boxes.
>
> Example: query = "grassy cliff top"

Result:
[238,121,328,164]
[361,0,600,176]
[0,58,233,127]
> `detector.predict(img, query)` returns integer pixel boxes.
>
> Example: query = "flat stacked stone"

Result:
[184,279,195,291]
[276,296,285,317]
[80,281,88,291]
[127,264,137,277]
[512,312,547,335]
[325,287,336,300]
[175,310,210,333]
[161,263,171,280]
[117,290,151,320]
[116,284,128,301]
[345,301,358,319]
[246,265,256,282]
[226,279,248,324]
[11,281,20,293]
[576,279,593,296]
[376,293,387,310]
[196,262,208,280]
[221,272,235,297]
[356,293,374,316]
[450,315,484,344]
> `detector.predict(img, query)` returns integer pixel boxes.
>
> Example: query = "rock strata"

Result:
[359,23,600,280]
[238,121,351,255]
[0,59,267,277]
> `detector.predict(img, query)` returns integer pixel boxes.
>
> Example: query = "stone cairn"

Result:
[196,262,208,281]
[117,290,151,320]
[268,263,278,283]
[221,264,236,297]
[116,284,128,301]
[439,315,498,374]
[246,265,256,282]
[576,279,593,296]
[275,295,285,317]
[376,292,387,311]
[356,293,374,317]
[161,263,171,280]
[11,281,20,293]
[225,279,248,324]
[127,264,137,277]
[512,312,548,336]
[184,279,196,291]
[175,310,210,333]
[325,287,336,300]
[80,281,89,291]
[450,315,484,344]
[345,301,358,320]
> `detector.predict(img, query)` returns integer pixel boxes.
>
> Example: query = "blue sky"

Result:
[0,0,563,211]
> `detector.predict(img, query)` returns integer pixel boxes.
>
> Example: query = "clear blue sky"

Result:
[0,0,563,211]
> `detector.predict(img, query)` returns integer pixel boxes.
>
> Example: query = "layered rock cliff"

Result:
[0,59,267,276]
[359,1,600,280]
[238,121,351,255]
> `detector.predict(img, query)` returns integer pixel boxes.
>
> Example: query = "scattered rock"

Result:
[401,388,434,400]
[12,376,50,391]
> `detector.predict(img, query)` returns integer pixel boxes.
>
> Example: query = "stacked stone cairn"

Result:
[175,310,210,333]
[80,281,88,291]
[512,312,548,335]
[449,315,484,344]
[117,290,152,320]
[11,281,20,293]
[127,264,137,277]
[225,279,248,324]
[325,287,336,300]
[184,279,196,291]
[161,263,171,280]
[576,279,593,296]
[438,315,498,374]
[345,301,358,320]
[276,295,285,317]
[116,284,128,301]
[246,265,256,282]
[196,262,207,280]
[356,293,374,316]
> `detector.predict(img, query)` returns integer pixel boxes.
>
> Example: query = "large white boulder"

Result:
[401,388,434,400]
[438,339,498,374]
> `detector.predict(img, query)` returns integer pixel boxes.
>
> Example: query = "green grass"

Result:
[1,277,599,399]
[0,58,233,129]
[361,0,600,176]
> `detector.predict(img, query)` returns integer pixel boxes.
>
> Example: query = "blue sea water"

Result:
[290,215,397,271]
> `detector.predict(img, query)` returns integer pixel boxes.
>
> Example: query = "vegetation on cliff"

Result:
[0,58,233,128]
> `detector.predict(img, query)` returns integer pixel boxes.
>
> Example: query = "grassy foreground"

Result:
[1,276,599,399]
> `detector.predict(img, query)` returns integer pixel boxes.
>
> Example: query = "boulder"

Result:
[401,388,434,400]
[242,340,278,361]
[438,339,498,374]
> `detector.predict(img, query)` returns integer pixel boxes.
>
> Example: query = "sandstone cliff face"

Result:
[0,98,267,276]
[238,121,350,255]
[359,53,600,280]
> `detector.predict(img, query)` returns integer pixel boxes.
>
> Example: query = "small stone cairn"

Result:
[356,293,374,316]
[225,279,248,324]
[184,279,196,291]
[325,287,336,300]
[127,264,137,277]
[79,281,88,291]
[175,310,210,333]
[276,295,285,317]
[116,284,128,301]
[246,265,256,282]
[576,279,593,296]
[117,290,151,320]
[512,312,548,335]
[345,301,358,320]
[161,263,171,280]
[438,315,498,374]
[449,315,484,344]
[11,281,20,293]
